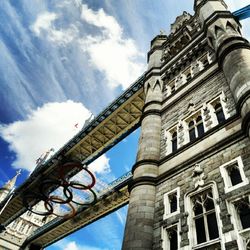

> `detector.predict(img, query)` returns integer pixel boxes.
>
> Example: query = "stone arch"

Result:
[226,20,237,32]
[214,25,225,38]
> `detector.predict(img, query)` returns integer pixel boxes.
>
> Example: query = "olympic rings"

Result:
[65,183,97,206]
[22,161,97,219]
[22,192,53,216]
[40,179,73,204]
[59,162,96,189]
[45,196,76,219]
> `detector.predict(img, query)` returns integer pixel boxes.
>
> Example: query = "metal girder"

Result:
[21,173,132,249]
[0,73,145,227]
[233,5,250,20]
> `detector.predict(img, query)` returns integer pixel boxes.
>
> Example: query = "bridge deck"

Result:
[0,74,145,227]
[21,172,132,248]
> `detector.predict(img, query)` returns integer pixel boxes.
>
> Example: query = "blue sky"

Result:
[0,1,249,249]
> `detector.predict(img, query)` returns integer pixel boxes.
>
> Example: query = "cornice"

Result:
[132,159,159,174]
[128,176,157,193]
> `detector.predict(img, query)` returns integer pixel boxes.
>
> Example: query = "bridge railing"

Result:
[28,171,132,239]
[233,5,250,20]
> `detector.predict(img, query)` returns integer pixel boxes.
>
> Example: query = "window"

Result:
[186,72,192,81]
[164,188,180,219]
[227,164,242,186]
[171,84,176,94]
[196,116,204,137]
[162,225,179,250]
[26,225,30,234]
[168,226,178,250]
[19,222,26,232]
[172,131,178,153]
[234,197,250,230]
[26,211,32,217]
[214,103,225,124]
[188,115,205,143]
[11,219,19,230]
[189,121,196,141]
[220,156,249,193]
[191,189,219,244]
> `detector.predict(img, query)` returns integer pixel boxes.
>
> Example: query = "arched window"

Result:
[171,84,176,94]
[227,164,242,186]
[172,132,178,153]
[192,189,219,244]
[214,103,225,124]
[235,198,250,230]
[168,227,178,250]
[203,58,209,67]
[196,116,204,137]
[186,72,192,81]
[189,121,196,142]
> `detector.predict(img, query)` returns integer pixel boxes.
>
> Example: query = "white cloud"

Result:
[88,154,111,174]
[31,12,58,36]
[64,241,79,250]
[31,11,78,45]
[30,5,145,90]
[79,4,145,89]
[0,100,92,172]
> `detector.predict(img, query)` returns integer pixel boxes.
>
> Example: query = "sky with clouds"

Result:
[0,0,249,249]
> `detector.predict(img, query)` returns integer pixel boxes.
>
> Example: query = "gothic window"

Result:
[234,197,250,230]
[219,156,248,193]
[227,164,242,186]
[186,72,192,82]
[162,225,179,250]
[25,225,31,234]
[188,115,205,143]
[196,116,204,137]
[19,222,26,232]
[27,211,32,217]
[191,189,219,244]
[169,193,178,213]
[189,121,196,142]
[203,58,209,67]
[168,227,178,250]
[172,131,178,153]
[214,103,225,124]
[12,219,19,229]
[164,188,180,219]
[171,84,176,94]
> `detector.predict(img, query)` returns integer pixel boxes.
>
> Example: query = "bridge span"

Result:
[0,73,145,231]
[21,172,132,249]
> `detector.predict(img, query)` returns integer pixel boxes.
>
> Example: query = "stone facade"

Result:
[123,0,250,249]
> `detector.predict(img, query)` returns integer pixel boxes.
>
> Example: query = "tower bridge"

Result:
[1,1,250,250]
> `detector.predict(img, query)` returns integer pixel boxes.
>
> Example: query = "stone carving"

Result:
[192,164,206,188]
[171,11,192,34]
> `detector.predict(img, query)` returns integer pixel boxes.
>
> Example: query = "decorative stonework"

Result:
[192,164,206,187]
[171,11,192,34]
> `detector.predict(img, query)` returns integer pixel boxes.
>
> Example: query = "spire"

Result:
[2,170,21,191]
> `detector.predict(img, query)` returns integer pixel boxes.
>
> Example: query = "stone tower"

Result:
[122,0,250,249]
[0,172,54,250]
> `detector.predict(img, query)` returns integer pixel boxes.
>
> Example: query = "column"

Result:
[122,35,164,250]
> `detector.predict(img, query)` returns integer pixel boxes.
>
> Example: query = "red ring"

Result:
[46,196,76,219]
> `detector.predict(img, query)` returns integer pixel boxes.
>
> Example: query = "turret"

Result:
[0,170,21,202]
[195,0,250,137]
